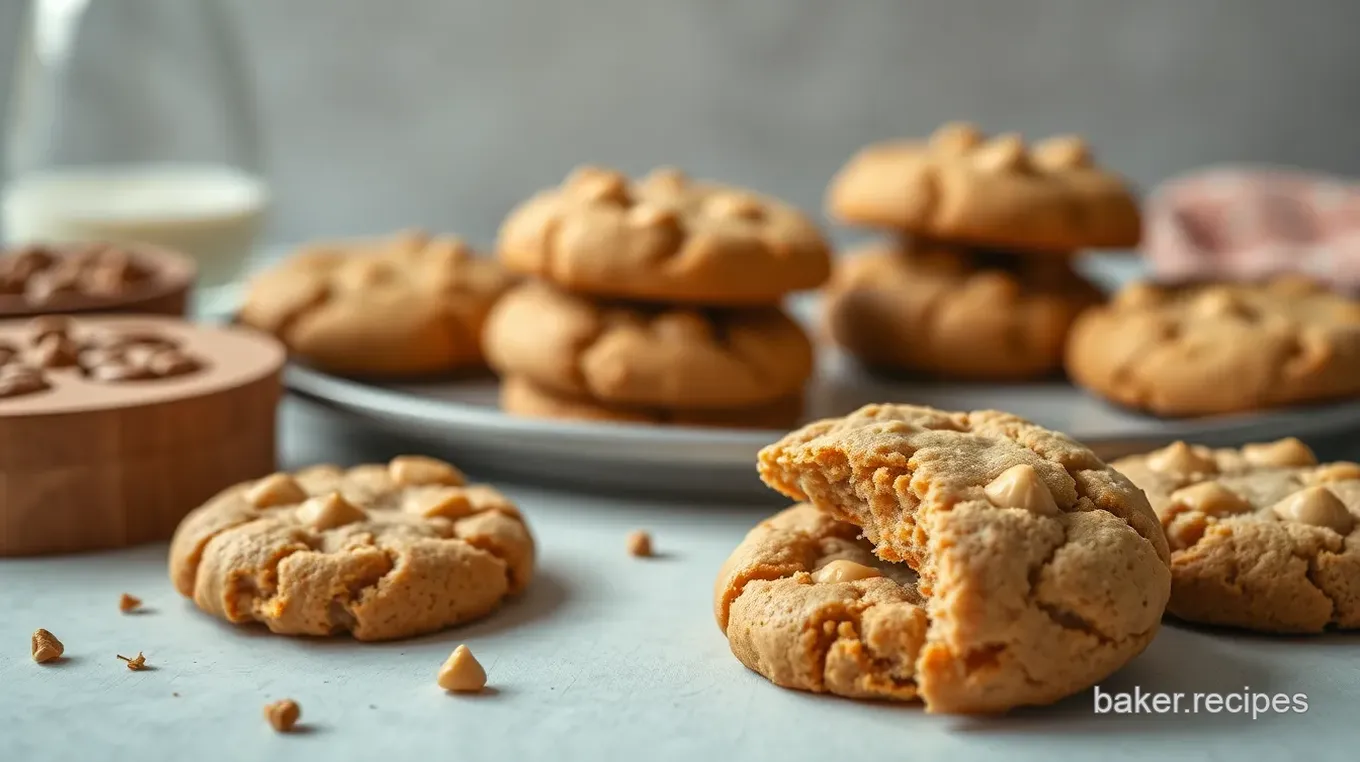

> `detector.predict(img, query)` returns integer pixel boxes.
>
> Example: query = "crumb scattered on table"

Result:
[31,629,63,664]
[627,530,653,557]
[119,593,142,613]
[117,652,147,671]
[264,699,301,732]
[437,644,487,693]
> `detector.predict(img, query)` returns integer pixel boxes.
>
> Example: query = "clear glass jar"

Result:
[2,0,268,311]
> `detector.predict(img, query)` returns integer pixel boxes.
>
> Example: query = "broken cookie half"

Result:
[715,403,1170,714]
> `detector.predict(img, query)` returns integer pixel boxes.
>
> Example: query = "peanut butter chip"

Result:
[1313,462,1360,483]
[811,559,883,583]
[626,530,652,557]
[1243,438,1318,468]
[1272,487,1355,534]
[388,455,465,487]
[406,487,473,519]
[566,166,630,205]
[31,629,63,663]
[1146,441,1219,477]
[983,464,1061,516]
[928,121,984,155]
[1169,481,1252,517]
[244,473,309,509]
[971,134,1030,172]
[705,193,765,221]
[296,492,366,530]
[1031,135,1091,169]
[437,645,487,693]
[626,203,681,230]
[119,593,142,613]
[264,699,301,732]
[1114,282,1166,309]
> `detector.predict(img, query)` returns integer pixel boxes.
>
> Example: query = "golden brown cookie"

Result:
[1065,277,1360,416]
[827,123,1141,253]
[715,503,927,702]
[482,280,814,410]
[497,166,831,305]
[752,404,1170,713]
[1114,439,1360,633]
[238,231,514,377]
[168,456,534,641]
[824,242,1103,380]
[500,375,802,430]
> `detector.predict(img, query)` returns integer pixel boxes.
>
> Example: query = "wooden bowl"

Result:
[0,243,196,318]
[0,315,284,555]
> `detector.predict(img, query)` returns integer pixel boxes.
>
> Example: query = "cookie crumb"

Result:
[626,530,653,557]
[437,645,487,693]
[264,699,301,732]
[31,629,64,663]
[119,593,142,613]
[173,692,180,698]
[117,652,147,671]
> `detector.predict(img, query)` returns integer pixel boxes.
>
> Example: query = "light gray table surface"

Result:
[3,399,1360,762]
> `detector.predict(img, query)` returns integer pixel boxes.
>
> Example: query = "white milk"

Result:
[1,164,269,292]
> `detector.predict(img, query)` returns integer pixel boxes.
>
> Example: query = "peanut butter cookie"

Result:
[1065,277,1360,416]
[238,231,514,377]
[715,503,927,702]
[497,166,831,305]
[482,281,814,411]
[500,375,801,429]
[827,123,1140,253]
[750,404,1170,713]
[169,456,534,641]
[824,242,1102,380]
[1114,439,1360,633]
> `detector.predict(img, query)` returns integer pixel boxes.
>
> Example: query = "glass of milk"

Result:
[2,0,268,314]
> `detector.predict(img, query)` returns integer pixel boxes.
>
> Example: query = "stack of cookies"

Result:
[484,166,831,428]
[822,122,1142,381]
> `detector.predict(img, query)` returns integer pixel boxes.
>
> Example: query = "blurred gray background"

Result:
[2,0,1359,250]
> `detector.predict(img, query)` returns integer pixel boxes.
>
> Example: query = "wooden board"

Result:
[0,315,285,555]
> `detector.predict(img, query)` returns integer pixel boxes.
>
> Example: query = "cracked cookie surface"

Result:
[497,166,831,305]
[1065,276,1360,416]
[168,456,534,641]
[482,280,814,410]
[827,123,1140,253]
[753,404,1170,713]
[824,242,1102,380]
[1114,439,1360,632]
[238,231,514,377]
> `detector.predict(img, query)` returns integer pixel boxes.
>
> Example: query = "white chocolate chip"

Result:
[983,464,1061,516]
[437,645,487,693]
[296,492,366,530]
[244,473,308,509]
[1313,462,1360,484]
[1031,135,1091,169]
[389,456,465,487]
[1242,438,1317,468]
[1168,481,1252,517]
[970,134,1030,172]
[1146,442,1218,477]
[928,122,984,155]
[811,559,883,583]
[404,487,474,519]
[1272,486,1355,534]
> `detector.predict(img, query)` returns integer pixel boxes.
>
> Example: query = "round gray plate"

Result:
[285,348,1360,498]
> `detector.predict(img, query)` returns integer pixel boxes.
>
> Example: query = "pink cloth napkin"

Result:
[1144,166,1360,291]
